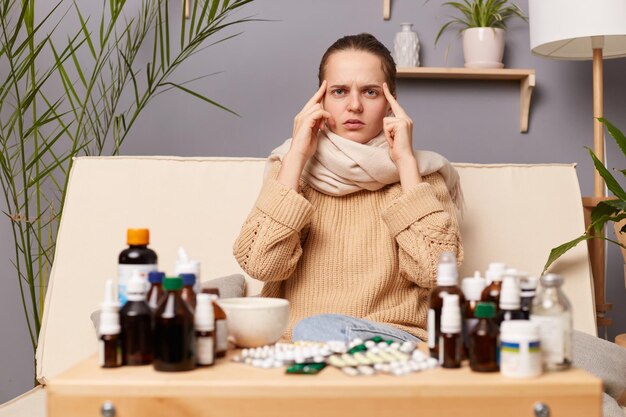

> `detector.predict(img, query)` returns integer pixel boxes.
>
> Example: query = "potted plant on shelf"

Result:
[434,0,528,68]
[543,118,626,274]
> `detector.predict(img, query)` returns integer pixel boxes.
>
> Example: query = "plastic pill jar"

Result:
[499,320,542,378]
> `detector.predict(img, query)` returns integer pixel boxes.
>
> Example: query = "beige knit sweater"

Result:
[233,161,463,341]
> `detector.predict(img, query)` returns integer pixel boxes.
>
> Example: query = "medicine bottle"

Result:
[519,275,537,320]
[496,275,525,326]
[428,252,465,360]
[99,280,122,368]
[146,271,165,310]
[202,288,228,358]
[153,276,196,372]
[530,274,572,371]
[118,228,158,305]
[469,302,499,372]
[180,273,197,311]
[500,320,542,378]
[120,271,153,365]
[195,294,216,366]
[439,294,462,369]
[480,262,506,313]
[461,271,486,354]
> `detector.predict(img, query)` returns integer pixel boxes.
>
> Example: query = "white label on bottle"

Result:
[197,336,215,365]
[531,315,564,364]
[118,264,157,305]
[427,309,435,348]
[216,319,228,353]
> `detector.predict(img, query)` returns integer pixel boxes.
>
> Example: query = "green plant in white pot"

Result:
[435,0,528,68]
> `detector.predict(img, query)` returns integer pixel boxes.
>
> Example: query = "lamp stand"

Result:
[583,37,612,335]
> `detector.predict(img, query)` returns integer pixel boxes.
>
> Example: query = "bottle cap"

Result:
[175,247,201,280]
[520,275,538,292]
[440,294,461,333]
[148,271,165,284]
[101,279,119,310]
[180,273,196,287]
[127,228,149,245]
[195,293,215,331]
[437,252,458,286]
[499,276,521,310]
[163,276,183,291]
[485,262,506,284]
[461,271,486,301]
[126,270,147,302]
[540,273,563,287]
[99,280,120,335]
[500,320,540,339]
[474,302,496,319]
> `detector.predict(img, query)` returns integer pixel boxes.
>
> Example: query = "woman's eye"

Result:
[364,89,378,97]
[332,89,345,96]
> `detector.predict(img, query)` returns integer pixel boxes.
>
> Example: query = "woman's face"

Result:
[322,50,391,143]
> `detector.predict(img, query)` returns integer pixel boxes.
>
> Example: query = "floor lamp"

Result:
[529,0,626,335]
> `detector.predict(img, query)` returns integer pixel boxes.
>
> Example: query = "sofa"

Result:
[0,156,617,416]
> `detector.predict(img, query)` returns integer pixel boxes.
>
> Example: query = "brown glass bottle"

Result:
[180,273,197,311]
[429,286,465,359]
[481,280,502,313]
[202,288,228,358]
[146,271,165,310]
[153,276,196,372]
[100,334,122,368]
[469,302,499,372]
[440,332,462,368]
[120,272,153,365]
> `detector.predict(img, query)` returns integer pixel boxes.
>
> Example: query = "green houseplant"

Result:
[544,118,626,273]
[434,0,528,68]
[0,0,256,381]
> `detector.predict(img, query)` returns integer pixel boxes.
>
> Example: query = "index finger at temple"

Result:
[302,80,327,111]
[383,82,408,118]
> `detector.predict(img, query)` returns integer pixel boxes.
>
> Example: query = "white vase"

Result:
[394,23,420,67]
[462,27,505,69]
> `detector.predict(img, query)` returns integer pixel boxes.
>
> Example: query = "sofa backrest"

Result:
[36,157,595,382]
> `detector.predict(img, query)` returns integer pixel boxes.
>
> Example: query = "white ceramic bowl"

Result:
[216,297,289,348]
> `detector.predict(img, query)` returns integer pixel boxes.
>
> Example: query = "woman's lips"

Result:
[343,120,364,130]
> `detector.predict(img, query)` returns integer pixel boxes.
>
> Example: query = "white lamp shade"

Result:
[529,0,626,60]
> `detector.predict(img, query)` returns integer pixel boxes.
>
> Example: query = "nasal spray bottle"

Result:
[440,294,463,368]
[99,280,122,368]
[428,252,464,359]
[175,247,201,292]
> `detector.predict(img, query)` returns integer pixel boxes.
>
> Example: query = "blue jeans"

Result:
[292,314,422,344]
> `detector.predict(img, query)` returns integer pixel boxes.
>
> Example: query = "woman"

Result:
[233,33,463,343]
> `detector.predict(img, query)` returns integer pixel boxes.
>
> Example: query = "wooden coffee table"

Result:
[47,353,602,417]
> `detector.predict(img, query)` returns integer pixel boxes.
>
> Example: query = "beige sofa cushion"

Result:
[35,157,595,385]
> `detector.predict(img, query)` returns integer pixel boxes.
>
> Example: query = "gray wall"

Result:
[1,0,625,403]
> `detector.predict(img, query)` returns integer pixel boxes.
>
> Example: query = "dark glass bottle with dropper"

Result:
[120,271,153,365]
[153,276,196,372]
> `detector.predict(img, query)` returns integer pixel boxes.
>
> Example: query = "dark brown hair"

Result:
[318,33,396,95]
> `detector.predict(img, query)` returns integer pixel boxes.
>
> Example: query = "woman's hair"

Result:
[318,33,396,95]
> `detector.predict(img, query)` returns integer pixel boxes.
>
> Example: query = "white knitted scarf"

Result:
[267,129,464,211]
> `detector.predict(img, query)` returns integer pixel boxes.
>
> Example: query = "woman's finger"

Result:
[300,80,327,112]
[383,83,409,119]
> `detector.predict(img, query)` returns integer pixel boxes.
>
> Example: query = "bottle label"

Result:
[197,336,215,365]
[216,319,228,353]
[427,309,435,348]
[531,315,565,363]
[500,340,541,378]
[118,264,157,305]
[99,340,105,367]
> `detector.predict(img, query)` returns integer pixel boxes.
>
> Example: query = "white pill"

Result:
[378,342,389,349]
[412,350,426,361]
[365,340,376,348]
[342,366,360,376]
[426,358,439,368]
[390,342,401,351]
[401,341,416,353]
[357,365,376,376]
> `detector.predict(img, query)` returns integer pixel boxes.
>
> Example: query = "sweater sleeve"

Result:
[381,172,463,289]
[233,161,314,282]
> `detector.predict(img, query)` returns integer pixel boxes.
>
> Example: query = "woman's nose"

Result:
[348,92,363,112]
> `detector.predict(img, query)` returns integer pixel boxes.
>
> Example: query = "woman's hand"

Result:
[278,81,335,191]
[382,82,422,188]
[288,80,335,163]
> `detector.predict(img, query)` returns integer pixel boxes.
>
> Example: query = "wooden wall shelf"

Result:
[396,67,536,133]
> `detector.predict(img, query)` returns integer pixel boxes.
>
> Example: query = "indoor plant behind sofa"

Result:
[434,0,528,68]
